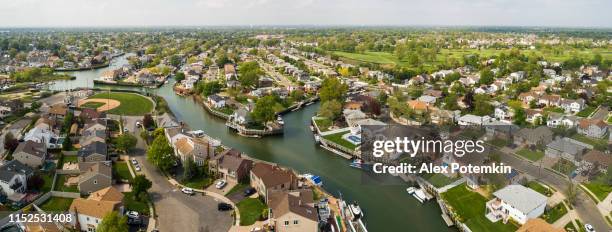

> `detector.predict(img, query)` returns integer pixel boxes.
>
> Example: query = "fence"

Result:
[0,192,52,226]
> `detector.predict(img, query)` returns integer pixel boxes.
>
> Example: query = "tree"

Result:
[513,108,527,126]
[200,81,222,96]
[237,61,263,88]
[473,94,493,116]
[115,133,137,153]
[97,211,128,232]
[3,132,19,152]
[319,77,348,102]
[174,72,185,82]
[27,175,45,191]
[183,156,198,181]
[62,137,73,151]
[131,175,152,201]
[443,94,459,110]
[142,114,154,129]
[479,68,494,85]
[318,100,342,120]
[251,95,277,123]
[565,178,578,206]
[146,135,175,172]
[62,111,74,134]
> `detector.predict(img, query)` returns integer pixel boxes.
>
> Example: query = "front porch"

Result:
[485,198,509,223]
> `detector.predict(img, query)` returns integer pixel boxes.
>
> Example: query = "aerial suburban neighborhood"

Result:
[0,1,611,232]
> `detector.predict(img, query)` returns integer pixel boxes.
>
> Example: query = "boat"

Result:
[310,125,315,132]
[277,116,284,125]
[305,101,315,106]
[314,134,321,143]
[349,202,364,219]
[406,187,416,194]
[301,173,323,186]
[339,199,368,232]
[349,159,364,169]
[408,187,432,204]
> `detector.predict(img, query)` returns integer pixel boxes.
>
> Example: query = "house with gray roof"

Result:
[156,113,180,129]
[485,185,547,224]
[78,161,112,195]
[513,126,553,147]
[545,137,592,165]
[0,160,33,199]
[13,140,47,169]
[78,141,107,162]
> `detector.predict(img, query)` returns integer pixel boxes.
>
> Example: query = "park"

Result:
[78,92,154,116]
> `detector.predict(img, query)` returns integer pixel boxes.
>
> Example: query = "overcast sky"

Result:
[0,0,610,28]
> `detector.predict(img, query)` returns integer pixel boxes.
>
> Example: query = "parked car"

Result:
[126,211,139,219]
[123,128,129,133]
[127,217,142,225]
[584,224,595,232]
[244,187,256,196]
[131,158,138,165]
[135,164,142,172]
[181,187,194,195]
[215,180,227,189]
[217,203,233,211]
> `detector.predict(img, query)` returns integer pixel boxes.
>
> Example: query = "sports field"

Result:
[83,92,154,116]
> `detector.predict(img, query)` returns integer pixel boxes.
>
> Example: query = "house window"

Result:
[284,221,289,226]
[94,180,97,184]
[293,220,298,225]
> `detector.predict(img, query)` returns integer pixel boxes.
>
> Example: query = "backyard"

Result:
[552,159,577,176]
[124,191,150,215]
[39,197,74,212]
[322,130,358,150]
[575,106,596,118]
[527,181,553,197]
[236,198,267,226]
[54,174,79,192]
[441,184,517,232]
[425,173,460,188]
[313,117,332,132]
[582,178,612,202]
[516,149,545,162]
[113,161,133,182]
[570,134,608,151]
[541,203,568,223]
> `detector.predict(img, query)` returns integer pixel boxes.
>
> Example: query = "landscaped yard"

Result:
[39,197,74,212]
[58,154,78,168]
[571,134,608,151]
[181,176,213,189]
[527,181,553,197]
[80,102,105,109]
[541,203,568,223]
[564,221,578,232]
[314,117,332,132]
[236,198,266,226]
[322,130,358,150]
[441,184,517,232]
[124,191,150,215]
[113,161,133,181]
[40,172,55,192]
[89,92,153,116]
[576,106,596,117]
[226,183,249,196]
[426,173,459,188]
[582,181,612,202]
[552,159,577,176]
[54,174,79,192]
[516,149,545,162]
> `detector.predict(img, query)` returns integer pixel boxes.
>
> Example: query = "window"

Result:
[284,221,289,226]
[293,220,298,225]
[94,180,97,184]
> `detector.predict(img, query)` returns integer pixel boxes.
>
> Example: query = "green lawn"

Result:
[237,198,266,226]
[565,221,578,232]
[543,107,566,114]
[181,176,213,189]
[226,183,249,196]
[39,197,74,213]
[582,182,612,202]
[527,181,553,197]
[441,184,517,232]
[89,92,153,116]
[552,159,577,176]
[426,173,459,188]
[489,138,510,148]
[54,174,79,193]
[570,134,608,151]
[576,106,596,117]
[322,130,358,150]
[314,117,332,132]
[541,203,568,223]
[40,173,54,192]
[80,102,105,109]
[516,149,545,162]
[114,161,133,181]
[124,192,150,215]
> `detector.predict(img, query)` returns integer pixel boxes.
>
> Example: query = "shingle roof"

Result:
[493,185,547,214]
[268,190,317,221]
[251,163,295,188]
[15,140,46,158]
[0,160,33,182]
[87,186,124,203]
[69,198,118,219]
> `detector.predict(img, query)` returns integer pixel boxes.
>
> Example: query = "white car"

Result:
[584,224,595,232]
[131,158,138,165]
[126,211,139,219]
[215,180,227,189]
[181,187,194,195]
[135,164,141,172]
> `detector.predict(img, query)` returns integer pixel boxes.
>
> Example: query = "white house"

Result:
[485,185,547,225]
[560,98,584,114]
[0,160,33,199]
[207,94,226,108]
[23,127,62,149]
[0,106,11,118]
[458,114,491,127]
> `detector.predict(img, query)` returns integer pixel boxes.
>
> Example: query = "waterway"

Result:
[50,55,453,232]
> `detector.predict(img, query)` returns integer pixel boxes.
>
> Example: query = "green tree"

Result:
[443,94,459,110]
[473,94,493,116]
[97,211,128,232]
[115,133,137,154]
[174,72,185,82]
[319,77,348,102]
[201,81,222,96]
[513,108,527,126]
[251,95,277,123]
[183,156,198,180]
[131,175,152,201]
[479,68,494,85]
[237,61,263,87]
[318,100,343,120]
[146,135,175,172]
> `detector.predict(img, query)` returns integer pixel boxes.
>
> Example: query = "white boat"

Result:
[277,116,284,125]
[314,135,320,143]
[301,173,323,186]
[406,187,416,194]
[310,125,315,132]
[305,101,315,106]
[349,202,364,219]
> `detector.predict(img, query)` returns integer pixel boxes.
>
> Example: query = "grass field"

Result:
[426,173,460,188]
[552,159,577,176]
[314,117,332,132]
[322,130,358,150]
[113,161,133,181]
[41,173,54,192]
[237,198,266,226]
[516,149,545,162]
[571,134,608,151]
[89,92,153,116]
[527,181,553,197]
[576,106,597,118]
[582,181,612,202]
[541,203,568,223]
[39,197,74,212]
[80,102,105,109]
[181,175,213,189]
[441,184,517,232]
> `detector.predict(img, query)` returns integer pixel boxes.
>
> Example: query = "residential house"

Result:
[79,130,106,147]
[174,137,214,166]
[250,163,297,202]
[458,114,491,127]
[77,141,107,162]
[207,94,226,108]
[78,162,113,195]
[13,140,47,168]
[545,137,591,165]
[80,108,106,121]
[156,113,180,129]
[49,103,68,119]
[546,113,578,128]
[513,126,554,147]
[209,149,253,183]
[494,105,513,122]
[224,64,236,80]
[343,109,367,127]
[23,126,62,149]
[268,189,318,232]
[485,185,547,224]
[69,187,124,232]
[0,160,33,200]
[82,119,107,135]
[0,106,11,118]
[525,109,543,124]
[417,95,437,105]
[230,108,252,125]
[559,99,585,114]
[580,150,611,174]
[510,71,526,82]
[577,119,608,139]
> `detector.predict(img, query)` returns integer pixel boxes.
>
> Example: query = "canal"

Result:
[50,55,452,232]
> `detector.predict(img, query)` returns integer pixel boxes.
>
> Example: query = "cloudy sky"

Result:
[0,0,610,27]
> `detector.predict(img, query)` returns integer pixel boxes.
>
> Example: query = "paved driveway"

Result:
[131,134,233,232]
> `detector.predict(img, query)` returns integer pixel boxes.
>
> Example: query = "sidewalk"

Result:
[125,155,157,232]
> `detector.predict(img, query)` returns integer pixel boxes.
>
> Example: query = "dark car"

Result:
[127,217,142,225]
[218,203,233,211]
[243,187,256,197]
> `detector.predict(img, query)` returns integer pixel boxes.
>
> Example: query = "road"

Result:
[129,131,233,232]
[258,59,292,87]
[500,150,611,231]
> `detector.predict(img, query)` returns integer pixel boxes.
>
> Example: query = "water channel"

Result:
[49,55,452,232]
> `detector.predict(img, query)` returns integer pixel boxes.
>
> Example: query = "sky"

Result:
[0,0,610,28]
